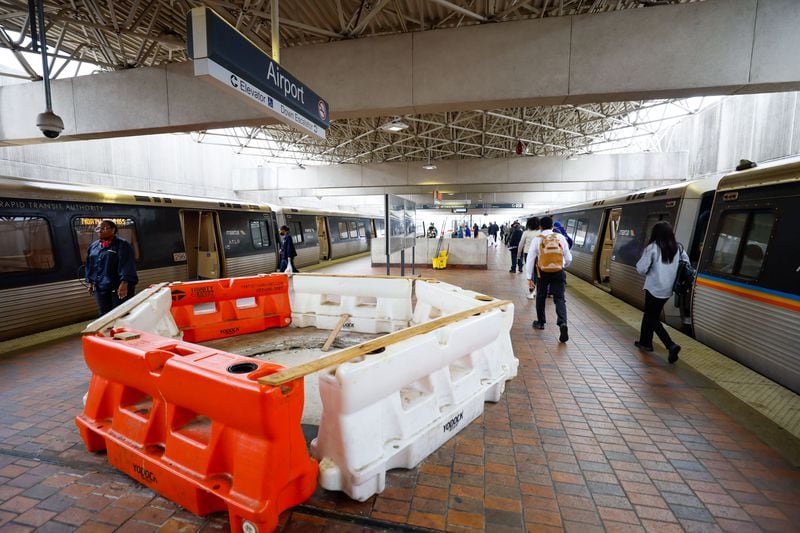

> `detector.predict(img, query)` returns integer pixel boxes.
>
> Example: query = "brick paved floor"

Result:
[1,244,799,532]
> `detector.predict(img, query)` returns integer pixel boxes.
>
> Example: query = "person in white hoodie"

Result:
[517,217,541,298]
[525,216,572,343]
[634,221,689,364]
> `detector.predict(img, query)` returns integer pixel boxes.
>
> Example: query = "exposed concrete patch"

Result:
[204,327,382,427]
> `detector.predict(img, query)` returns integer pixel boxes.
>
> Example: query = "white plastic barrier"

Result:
[82,283,181,339]
[413,280,518,401]
[291,274,413,334]
[311,293,517,501]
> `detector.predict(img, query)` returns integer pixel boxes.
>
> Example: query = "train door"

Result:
[180,210,223,279]
[317,216,330,260]
[597,207,621,285]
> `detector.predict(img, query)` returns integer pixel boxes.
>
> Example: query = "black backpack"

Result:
[673,244,695,296]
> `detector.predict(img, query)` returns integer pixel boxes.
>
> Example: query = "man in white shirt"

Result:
[525,216,573,343]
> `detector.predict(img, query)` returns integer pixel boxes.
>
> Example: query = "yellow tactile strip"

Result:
[567,273,800,441]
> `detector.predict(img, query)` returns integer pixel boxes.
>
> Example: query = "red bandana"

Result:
[100,238,113,248]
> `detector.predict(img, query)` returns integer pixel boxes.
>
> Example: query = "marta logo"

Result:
[318,100,327,121]
[171,289,186,301]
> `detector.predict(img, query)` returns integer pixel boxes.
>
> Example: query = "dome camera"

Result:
[36,111,64,139]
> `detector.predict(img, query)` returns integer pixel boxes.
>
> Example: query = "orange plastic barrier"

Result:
[169,274,291,342]
[75,328,317,532]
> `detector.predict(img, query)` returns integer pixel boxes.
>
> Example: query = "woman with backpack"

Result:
[634,221,689,364]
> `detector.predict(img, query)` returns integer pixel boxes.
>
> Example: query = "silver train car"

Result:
[542,158,800,394]
[272,206,374,267]
[545,176,720,329]
[0,177,376,342]
[692,160,800,394]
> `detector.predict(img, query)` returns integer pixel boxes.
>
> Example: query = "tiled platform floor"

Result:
[1,244,799,532]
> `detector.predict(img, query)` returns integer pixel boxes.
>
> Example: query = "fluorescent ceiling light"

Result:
[422,163,437,170]
[381,121,409,132]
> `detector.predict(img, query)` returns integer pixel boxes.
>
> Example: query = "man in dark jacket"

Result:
[488,222,499,246]
[279,225,299,272]
[507,221,523,273]
[85,219,138,315]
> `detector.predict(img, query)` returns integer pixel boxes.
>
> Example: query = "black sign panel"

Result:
[187,7,329,130]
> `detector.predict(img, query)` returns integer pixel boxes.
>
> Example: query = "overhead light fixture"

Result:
[422,163,437,170]
[381,120,409,132]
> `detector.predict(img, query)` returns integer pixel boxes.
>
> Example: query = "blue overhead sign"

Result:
[187,7,329,138]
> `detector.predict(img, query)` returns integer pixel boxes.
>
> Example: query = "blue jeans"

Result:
[279,258,298,272]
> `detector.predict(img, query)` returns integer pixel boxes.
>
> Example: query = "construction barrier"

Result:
[170,275,291,342]
[414,280,518,402]
[291,274,413,334]
[311,289,516,501]
[76,328,317,532]
[82,283,181,339]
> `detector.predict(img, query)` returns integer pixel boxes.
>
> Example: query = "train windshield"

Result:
[710,210,773,278]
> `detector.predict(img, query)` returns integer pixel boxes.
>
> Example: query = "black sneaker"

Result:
[634,341,654,352]
[668,344,681,364]
[559,324,569,343]
[532,321,545,330]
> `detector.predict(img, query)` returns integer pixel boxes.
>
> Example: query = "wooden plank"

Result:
[81,282,170,334]
[258,299,511,386]
[321,313,351,352]
[291,272,437,281]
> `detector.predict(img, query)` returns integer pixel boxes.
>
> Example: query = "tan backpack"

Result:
[538,233,564,273]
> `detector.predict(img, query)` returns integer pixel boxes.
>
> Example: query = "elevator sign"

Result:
[187,7,329,139]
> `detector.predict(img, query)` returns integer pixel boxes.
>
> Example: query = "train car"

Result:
[325,213,374,260]
[0,176,277,341]
[272,206,375,266]
[692,159,800,393]
[546,177,720,329]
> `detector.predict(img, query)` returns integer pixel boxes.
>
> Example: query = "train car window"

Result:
[574,219,589,247]
[249,220,271,248]
[374,219,385,238]
[358,221,366,237]
[566,218,577,239]
[0,216,56,273]
[710,211,748,274]
[338,221,349,239]
[711,210,774,279]
[643,214,666,244]
[348,220,358,238]
[290,221,304,244]
[72,217,140,262]
[614,209,668,266]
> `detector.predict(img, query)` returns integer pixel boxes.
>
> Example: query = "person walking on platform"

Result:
[488,222,499,246]
[85,219,138,316]
[525,216,572,342]
[507,221,523,273]
[472,223,480,238]
[517,217,541,298]
[634,221,687,363]
[278,225,299,272]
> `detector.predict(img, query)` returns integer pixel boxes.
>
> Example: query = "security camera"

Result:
[36,111,64,139]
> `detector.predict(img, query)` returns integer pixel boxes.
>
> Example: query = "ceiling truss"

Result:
[0,0,704,164]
